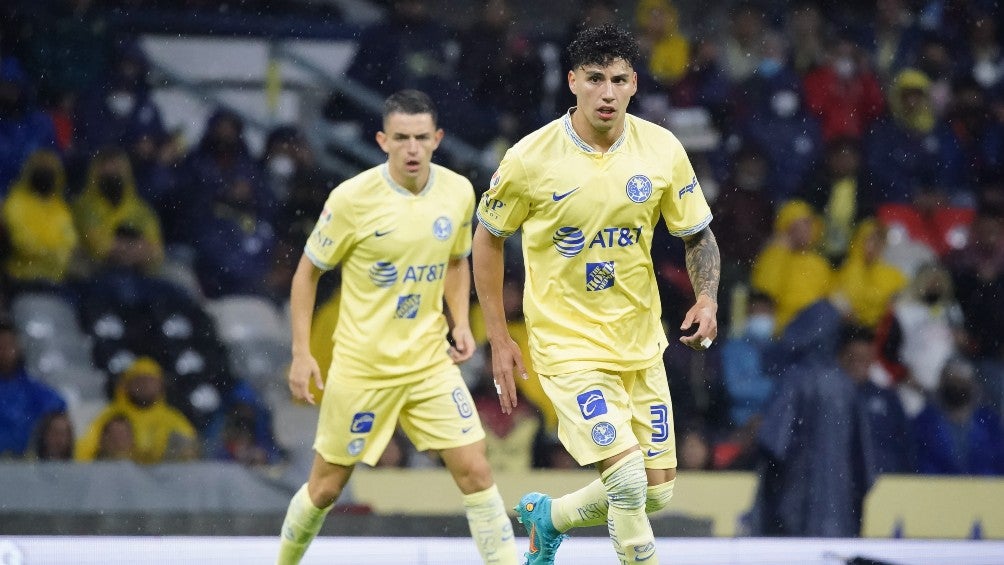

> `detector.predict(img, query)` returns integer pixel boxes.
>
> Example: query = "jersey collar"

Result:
[380,163,436,197]
[562,107,628,154]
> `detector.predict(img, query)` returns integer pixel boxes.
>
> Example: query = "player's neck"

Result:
[570,109,624,153]
[387,166,429,195]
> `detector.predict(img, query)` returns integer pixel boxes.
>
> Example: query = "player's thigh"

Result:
[398,366,485,452]
[539,368,637,467]
[626,361,677,470]
[314,381,407,467]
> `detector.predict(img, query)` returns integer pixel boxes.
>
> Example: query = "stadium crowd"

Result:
[1,0,1003,536]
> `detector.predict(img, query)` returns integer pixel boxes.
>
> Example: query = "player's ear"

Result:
[375,130,388,153]
[567,70,577,95]
[433,128,445,148]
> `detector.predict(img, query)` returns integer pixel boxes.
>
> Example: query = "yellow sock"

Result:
[602,452,657,564]
[551,479,607,531]
[276,483,332,565]
[462,484,519,564]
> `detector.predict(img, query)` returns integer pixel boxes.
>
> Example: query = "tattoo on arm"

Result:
[683,227,721,302]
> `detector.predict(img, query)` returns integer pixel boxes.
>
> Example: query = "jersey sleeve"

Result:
[452,181,475,258]
[476,149,531,238]
[304,188,356,270]
[660,136,713,237]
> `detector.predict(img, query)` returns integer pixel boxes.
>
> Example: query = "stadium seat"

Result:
[205,295,289,344]
[10,292,85,341]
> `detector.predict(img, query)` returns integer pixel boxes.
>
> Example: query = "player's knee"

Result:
[456,457,495,494]
[309,478,344,508]
[645,478,675,513]
[602,451,648,511]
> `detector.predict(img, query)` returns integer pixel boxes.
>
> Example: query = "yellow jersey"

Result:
[306,163,474,387]
[477,110,712,375]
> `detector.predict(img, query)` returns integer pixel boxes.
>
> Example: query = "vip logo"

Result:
[577,389,608,420]
[481,195,505,213]
[395,294,421,319]
[678,176,699,199]
[349,412,375,433]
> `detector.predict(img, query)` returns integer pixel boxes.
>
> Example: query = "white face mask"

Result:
[106,92,136,117]
[771,90,799,118]
[268,154,296,179]
[746,313,775,340]
[834,57,856,79]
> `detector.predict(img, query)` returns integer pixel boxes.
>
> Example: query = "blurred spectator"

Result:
[193,176,278,298]
[0,57,58,196]
[670,38,732,130]
[933,79,1004,205]
[945,193,1004,412]
[960,10,1003,92]
[721,2,767,83]
[0,320,67,458]
[73,147,164,271]
[1,150,78,289]
[877,261,965,417]
[914,35,957,118]
[124,124,182,213]
[751,300,878,537]
[785,2,825,74]
[635,0,690,87]
[534,432,579,470]
[834,220,909,329]
[863,68,939,204]
[74,42,165,158]
[712,146,773,267]
[678,422,713,471]
[751,200,834,333]
[799,138,872,262]
[803,35,885,142]
[860,0,923,82]
[95,412,134,461]
[263,125,333,245]
[720,291,775,429]
[205,381,284,466]
[839,325,914,474]
[913,357,1004,475]
[31,411,75,461]
[173,110,268,245]
[736,32,822,203]
[77,356,198,464]
[373,430,410,468]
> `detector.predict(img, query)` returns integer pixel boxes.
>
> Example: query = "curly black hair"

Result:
[567,23,641,71]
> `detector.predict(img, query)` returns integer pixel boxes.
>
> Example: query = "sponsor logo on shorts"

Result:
[349,412,375,433]
[626,174,653,203]
[646,448,669,457]
[395,294,421,318]
[591,421,617,446]
[347,438,365,456]
[577,389,608,420]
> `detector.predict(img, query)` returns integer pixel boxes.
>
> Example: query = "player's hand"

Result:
[679,295,719,352]
[288,353,323,405]
[488,336,528,415]
[448,325,476,364]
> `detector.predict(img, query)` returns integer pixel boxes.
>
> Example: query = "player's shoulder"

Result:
[506,117,565,161]
[328,165,381,199]
[626,114,684,150]
[431,163,474,193]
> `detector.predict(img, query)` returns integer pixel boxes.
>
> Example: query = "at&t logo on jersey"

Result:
[591,421,617,446]
[369,261,398,287]
[553,227,586,257]
[678,176,699,199]
[586,261,615,291]
[432,216,453,240]
[349,412,375,433]
[395,294,421,318]
[577,389,608,420]
[626,174,653,203]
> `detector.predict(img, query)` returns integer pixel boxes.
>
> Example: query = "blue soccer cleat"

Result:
[515,492,567,565]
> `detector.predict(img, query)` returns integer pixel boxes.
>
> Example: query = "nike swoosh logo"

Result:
[374,229,395,237]
[528,523,539,553]
[552,187,580,201]
[647,448,669,457]
[461,426,474,434]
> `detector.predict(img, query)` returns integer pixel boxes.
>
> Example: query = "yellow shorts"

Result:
[540,361,677,468]
[314,366,486,466]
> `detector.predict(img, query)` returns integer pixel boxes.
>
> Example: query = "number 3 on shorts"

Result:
[650,405,669,442]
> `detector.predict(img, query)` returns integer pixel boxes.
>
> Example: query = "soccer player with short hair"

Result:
[472,25,721,565]
[277,89,518,565]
